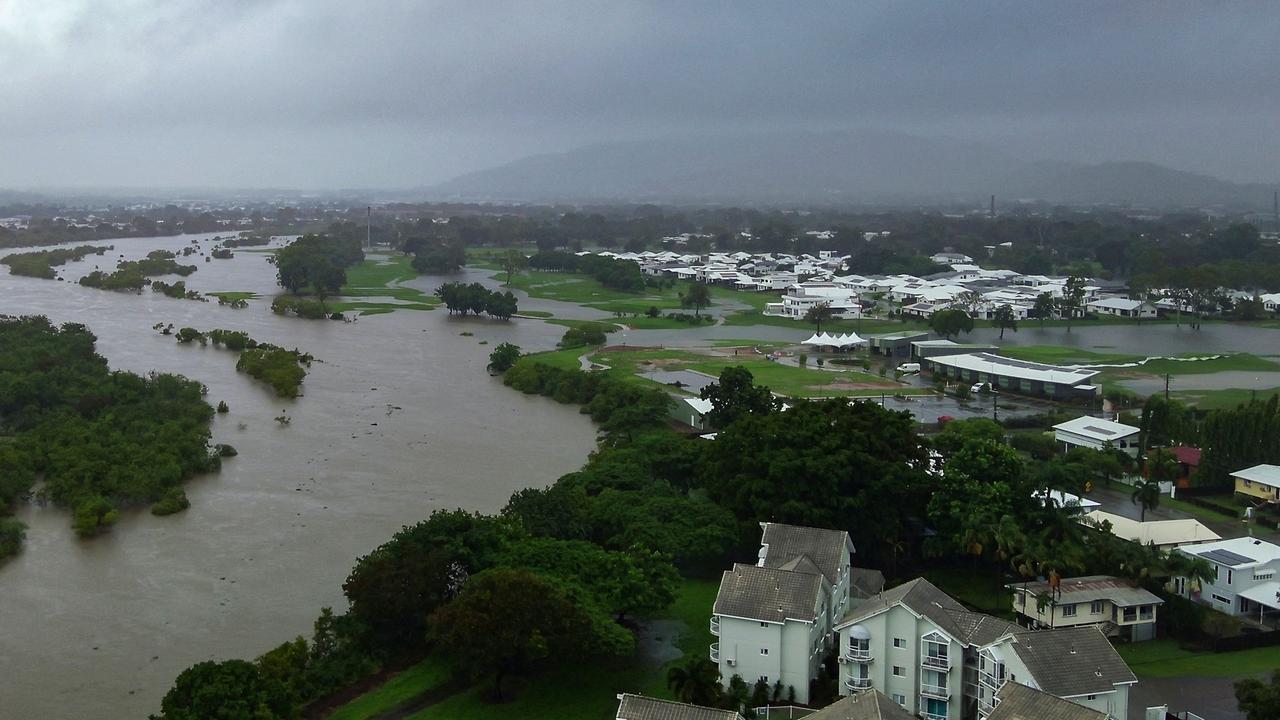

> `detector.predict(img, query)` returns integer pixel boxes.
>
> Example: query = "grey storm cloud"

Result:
[1,0,1277,189]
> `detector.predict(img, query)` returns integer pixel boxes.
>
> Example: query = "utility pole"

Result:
[366,206,371,249]
[990,195,995,219]
[1164,373,1171,401]
[992,387,998,422]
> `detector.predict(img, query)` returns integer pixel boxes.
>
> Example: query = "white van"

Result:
[896,362,921,374]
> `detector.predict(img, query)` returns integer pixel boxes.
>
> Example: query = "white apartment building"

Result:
[711,563,829,704]
[835,579,1137,720]
[976,626,1136,720]
[711,523,862,704]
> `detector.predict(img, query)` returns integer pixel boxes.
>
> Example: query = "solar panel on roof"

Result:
[1083,426,1118,436]
[1201,549,1255,566]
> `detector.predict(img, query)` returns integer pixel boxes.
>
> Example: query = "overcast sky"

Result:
[2,0,1277,190]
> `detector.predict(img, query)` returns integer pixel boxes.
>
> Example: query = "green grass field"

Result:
[998,346,1143,365]
[1115,638,1280,678]
[922,566,1015,619]
[334,255,439,315]
[1172,387,1280,410]
[327,658,452,720]
[337,579,718,720]
[586,346,913,398]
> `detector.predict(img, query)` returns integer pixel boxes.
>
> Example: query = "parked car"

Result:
[970,382,991,394]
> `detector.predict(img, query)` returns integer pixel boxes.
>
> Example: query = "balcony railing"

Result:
[920,683,950,699]
[710,617,720,636]
[844,676,872,692]
[921,655,951,671]
[921,711,948,720]
[710,643,720,662]
[979,671,1005,690]
[843,646,872,662]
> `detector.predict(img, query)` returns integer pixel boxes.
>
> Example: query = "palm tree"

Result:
[1131,478,1162,522]
[668,657,723,706]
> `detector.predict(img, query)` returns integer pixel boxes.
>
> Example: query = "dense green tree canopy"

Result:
[698,366,779,430]
[274,234,364,296]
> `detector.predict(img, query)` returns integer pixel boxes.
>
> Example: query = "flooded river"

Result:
[0,234,598,719]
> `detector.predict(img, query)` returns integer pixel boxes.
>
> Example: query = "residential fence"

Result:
[753,706,814,719]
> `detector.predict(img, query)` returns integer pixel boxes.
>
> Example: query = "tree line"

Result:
[434,282,518,320]
[1,245,112,279]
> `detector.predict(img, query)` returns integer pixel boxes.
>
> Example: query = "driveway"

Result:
[1085,484,1280,545]
[1129,674,1256,720]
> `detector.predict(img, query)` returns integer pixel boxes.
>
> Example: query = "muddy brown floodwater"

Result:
[0,234,597,719]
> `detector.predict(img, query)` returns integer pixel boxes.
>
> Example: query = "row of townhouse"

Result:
[834,578,1138,720]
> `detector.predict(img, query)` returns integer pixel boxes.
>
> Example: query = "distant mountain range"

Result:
[429,130,1276,209]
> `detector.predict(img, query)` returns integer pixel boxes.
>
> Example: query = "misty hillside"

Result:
[430,131,1275,208]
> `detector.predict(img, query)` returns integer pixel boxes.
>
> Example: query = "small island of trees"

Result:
[0,316,220,554]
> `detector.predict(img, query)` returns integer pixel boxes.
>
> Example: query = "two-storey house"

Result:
[1008,575,1163,641]
[976,626,1136,720]
[1173,536,1280,620]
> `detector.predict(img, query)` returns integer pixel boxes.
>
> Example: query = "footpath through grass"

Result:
[327,658,452,720]
[1115,638,1280,678]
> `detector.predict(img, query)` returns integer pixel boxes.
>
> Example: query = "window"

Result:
[1061,603,1077,617]
[1212,593,1230,605]
[1087,694,1097,700]
[1139,605,1153,620]
[893,637,906,649]
[892,693,906,706]
[1123,606,1137,622]
[1255,572,1275,581]
[759,675,769,683]
[893,666,906,677]
[1214,564,1220,581]
[760,648,769,656]
[1090,600,1104,614]
[1227,569,1233,585]
[760,622,769,628]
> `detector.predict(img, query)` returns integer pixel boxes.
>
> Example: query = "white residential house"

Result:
[1052,417,1140,457]
[711,523,861,705]
[931,252,974,265]
[1085,298,1158,319]
[765,283,864,319]
[1082,511,1220,550]
[1008,575,1164,642]
[976,626,1136,720]
[1173,537,1280,622]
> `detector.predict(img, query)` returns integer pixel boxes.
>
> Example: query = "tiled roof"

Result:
[836,578,1017,646]
[988,682,1108,720]
[849,568,886,599]
[714,563,823,624]
[804,690,915,720]
[760,523,851,584]
[615,694,743,720]
[1008,626,1136,697]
